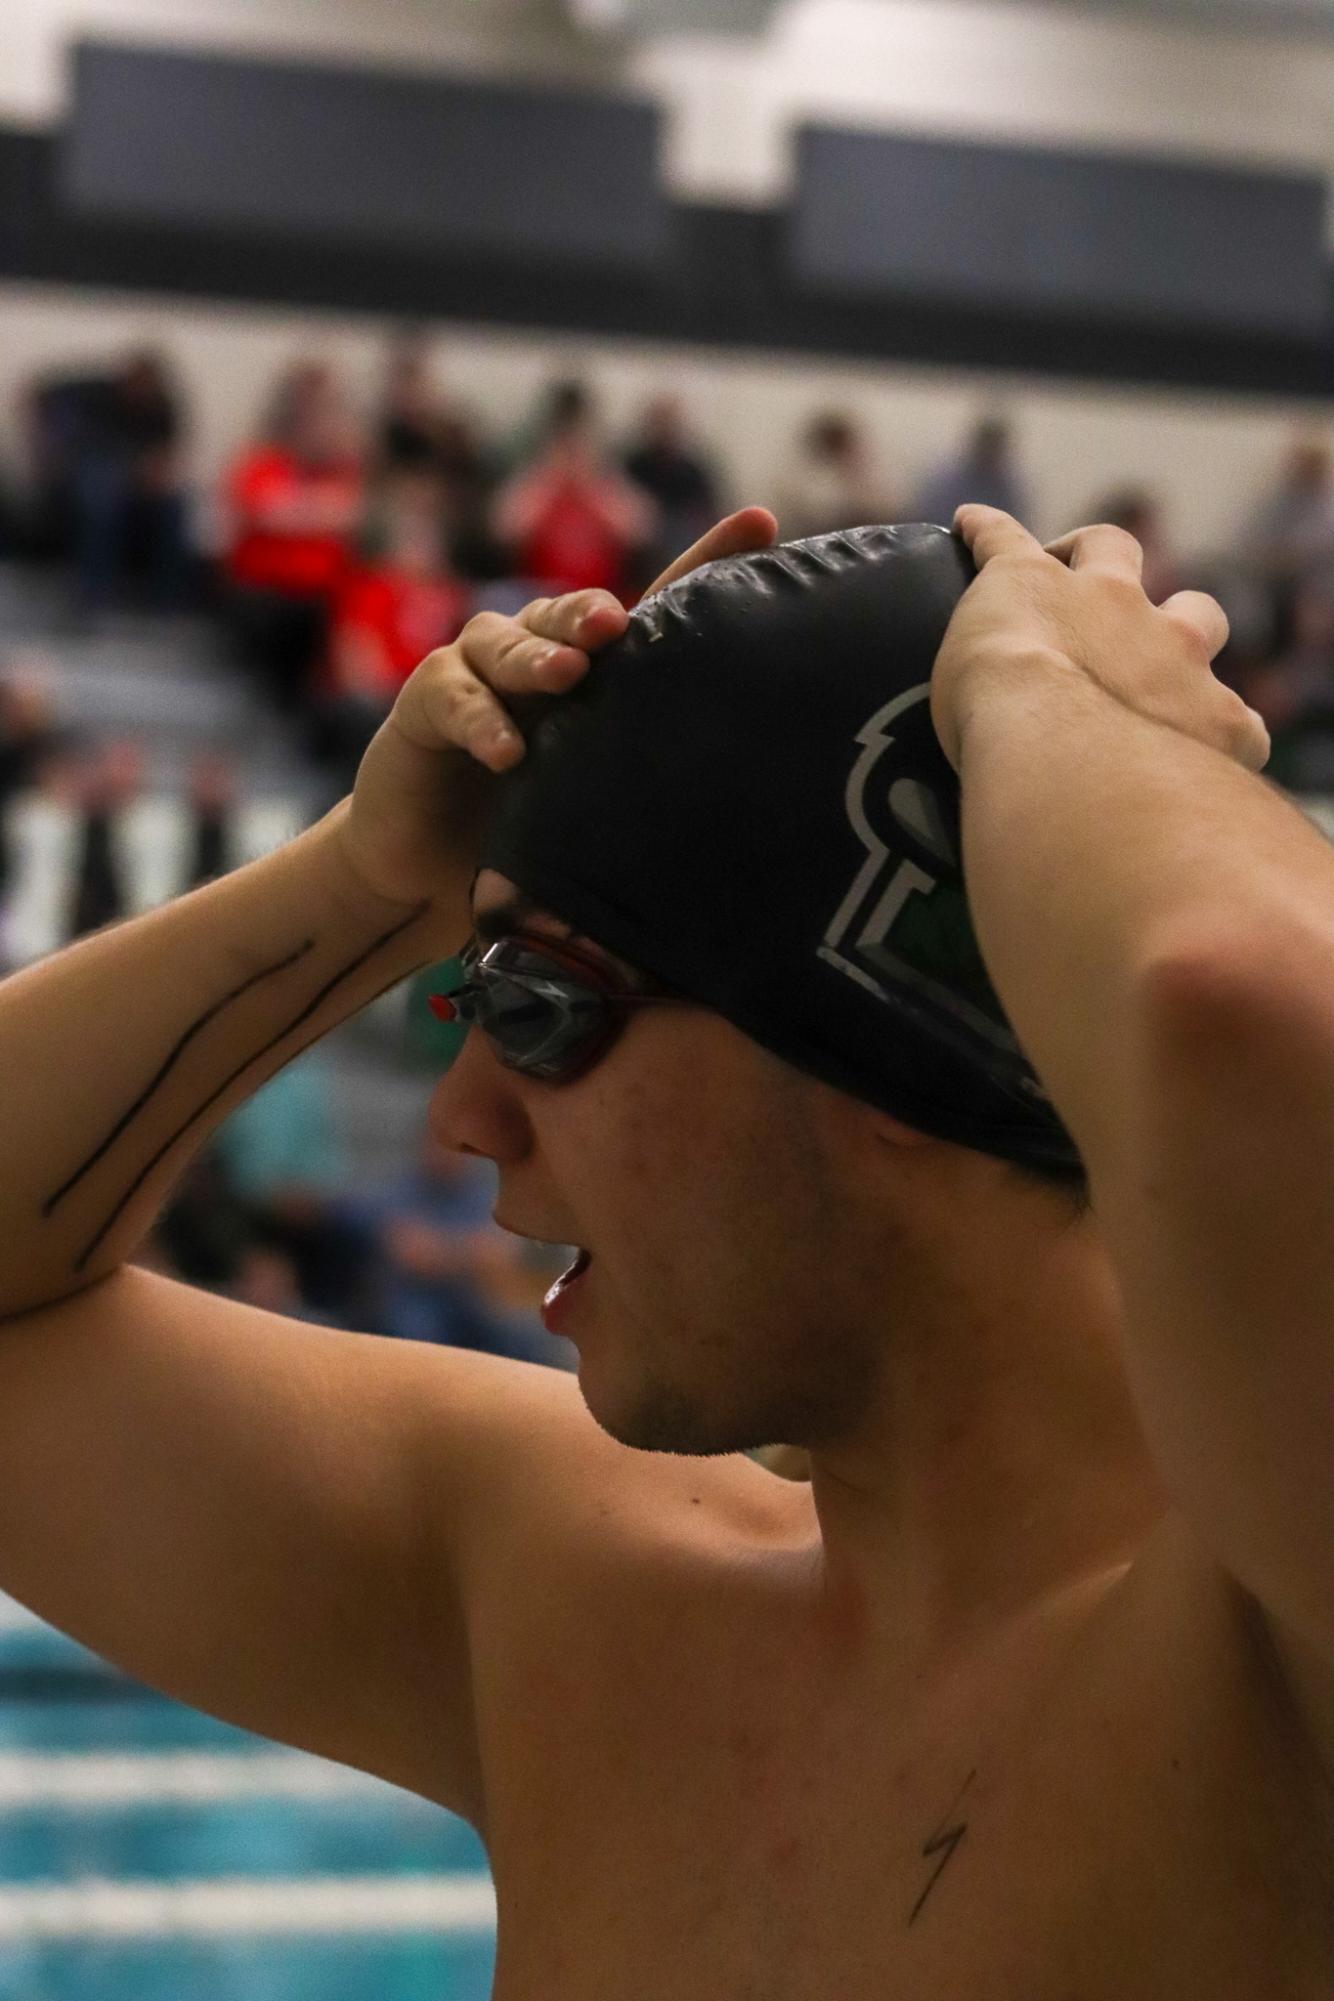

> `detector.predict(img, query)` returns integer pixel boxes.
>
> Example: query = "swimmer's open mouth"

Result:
[543,1246,594,1322]
[493,1213,593,1286]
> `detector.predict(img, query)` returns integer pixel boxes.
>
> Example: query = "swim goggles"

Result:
[428,933,690,1084]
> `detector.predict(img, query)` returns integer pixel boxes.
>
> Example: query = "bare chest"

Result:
[475,1535,1334,1999]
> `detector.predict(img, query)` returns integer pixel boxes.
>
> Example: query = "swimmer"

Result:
[0,500,1330,1995]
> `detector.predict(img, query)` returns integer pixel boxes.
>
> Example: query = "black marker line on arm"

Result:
[43,938,319,1218]
[69,901,432,1275]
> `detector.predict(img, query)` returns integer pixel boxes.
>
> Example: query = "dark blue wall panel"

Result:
[791,125,1328,339]
[61,41,668,272]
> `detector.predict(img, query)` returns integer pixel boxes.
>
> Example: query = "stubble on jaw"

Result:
[586,1173,889,1464]
[577,1009,895,1459]
[592,1311,886,1460]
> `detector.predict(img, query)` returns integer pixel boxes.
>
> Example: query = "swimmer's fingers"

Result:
[513,589,629,661]
[397,510,778,774]
[950,505,1271,775]
[1156,589,1232,667]
[645,506,779,597]
[1156,590,1271,772]
[1044,521,1145,582]
[398,595,624,772]
[955,503,1049,570]
[959,504,1148,587]
[472,590,630,705]
[1043,538,1249,762]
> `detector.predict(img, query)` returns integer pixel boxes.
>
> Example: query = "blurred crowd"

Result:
[5,329,1334,1359]
[7,335,1334,779]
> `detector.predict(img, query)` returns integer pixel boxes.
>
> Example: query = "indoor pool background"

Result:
[0,1595,496,2000]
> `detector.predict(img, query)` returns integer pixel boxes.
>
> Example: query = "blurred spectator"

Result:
[0,446,17,561]
[1082,487,1183,606]
[0,655,67,917]
[1174,550,1275,699]
[376,333,501,580]
[1243,577,1334,791]
[14,374,90,561]
[72,349,189,614]
[377,336,487,490]
[20,352,189,609]
[228,1243,340,1325]
[156,1145,255,1290]
[18,352,189,611]
[13,373,88,560]
[775,411,894,542]
[622,395,722,589]
[0,655,66,817]
[211,1048,363,1320]
[221,361,365,714]
[379,335,450,475]
[307,469,472,795]
[1239,435,1334,658]
[333,1129,568,1364]
[0,738,84,974]
[65,736,147,942]
[493,380,654,600]
[181,748,242,890]
[131,1224,181,1281]
[912,414,1031,528]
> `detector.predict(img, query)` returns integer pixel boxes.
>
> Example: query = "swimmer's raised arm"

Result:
[0,507,776,1824]
[939,505,1334,1718]
[0,807,437,1318]
[0,505,776,1319]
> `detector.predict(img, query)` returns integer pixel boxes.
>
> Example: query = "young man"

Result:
[0,502,1329,1996]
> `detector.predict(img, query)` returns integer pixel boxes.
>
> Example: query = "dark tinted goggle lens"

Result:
[445,939,612,1081]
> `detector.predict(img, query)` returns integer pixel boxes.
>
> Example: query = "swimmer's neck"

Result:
[797,1234,1168,1680]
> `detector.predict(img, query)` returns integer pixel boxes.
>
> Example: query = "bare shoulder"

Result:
[0,1267,812,1834]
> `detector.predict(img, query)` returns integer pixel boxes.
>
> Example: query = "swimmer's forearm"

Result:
[955,661,1334,1178]
[0,801,451,1319]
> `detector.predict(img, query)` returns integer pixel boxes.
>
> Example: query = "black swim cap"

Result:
[478,523,1081,1174]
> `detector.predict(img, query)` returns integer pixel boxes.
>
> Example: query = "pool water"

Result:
[0,1601,497,2000]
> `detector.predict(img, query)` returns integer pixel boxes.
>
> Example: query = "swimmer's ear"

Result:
[646,506,779,597]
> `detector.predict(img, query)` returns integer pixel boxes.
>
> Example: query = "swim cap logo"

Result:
[819,684,1047,1093]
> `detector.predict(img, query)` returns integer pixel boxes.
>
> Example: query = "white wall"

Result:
[0,279,1322,561]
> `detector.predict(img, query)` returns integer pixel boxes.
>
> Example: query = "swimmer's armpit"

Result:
[45,901,431,1275]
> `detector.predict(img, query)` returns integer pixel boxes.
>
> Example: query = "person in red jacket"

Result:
[308,469,472,797]
[492,380,654,601]
[221,362,365,715]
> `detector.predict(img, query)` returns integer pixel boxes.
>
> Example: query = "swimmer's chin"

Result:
[580,1376,794,1459]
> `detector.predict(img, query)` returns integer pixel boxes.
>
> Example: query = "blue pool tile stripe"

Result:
[0,1933,496,2001]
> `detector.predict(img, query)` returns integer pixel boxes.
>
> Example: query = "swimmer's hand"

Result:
[338,506,778,912]
[935,505,1271,778]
